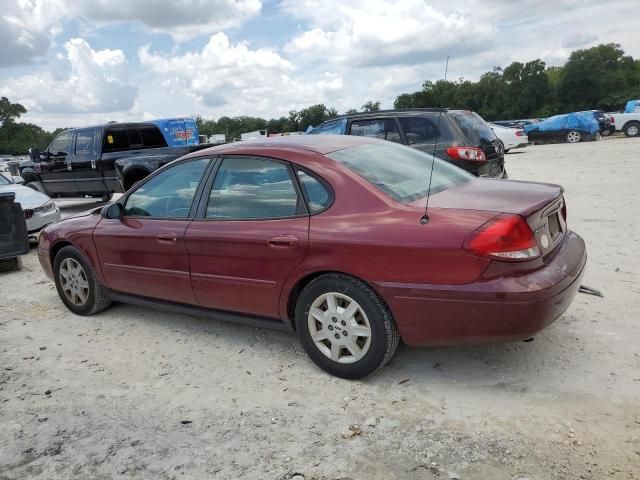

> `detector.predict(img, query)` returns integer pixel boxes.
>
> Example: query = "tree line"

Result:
[1,43,638,154]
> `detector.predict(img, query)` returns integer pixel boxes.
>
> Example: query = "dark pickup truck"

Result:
[20,120,209,199]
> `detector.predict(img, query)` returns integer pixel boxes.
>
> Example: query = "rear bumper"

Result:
[375,231,587,346]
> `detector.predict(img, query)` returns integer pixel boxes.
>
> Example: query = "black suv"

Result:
[308,109,506,178]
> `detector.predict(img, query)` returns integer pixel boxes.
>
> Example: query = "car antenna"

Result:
[421,55,449,225]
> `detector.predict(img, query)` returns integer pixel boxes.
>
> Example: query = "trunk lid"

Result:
[410,178,566,257]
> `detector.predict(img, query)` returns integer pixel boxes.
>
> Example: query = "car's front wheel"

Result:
[566,130,582,143]
[624,122,640,137]
[295,274,400,379]
[53,246,112,315]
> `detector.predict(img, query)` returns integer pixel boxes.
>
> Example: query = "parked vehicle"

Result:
[0,173,60,233]
[489,124,528,152]
[20,118,210,199]
[37,135,586,379]
[0,191,29,272]
[592,110,615,136]
[525,111,602,144]
[492,119,542,129]
[610,110,640,137]
[309,109,507,178]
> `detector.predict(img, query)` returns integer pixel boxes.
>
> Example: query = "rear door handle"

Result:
[156,232,177,244]
[267,235,299,249]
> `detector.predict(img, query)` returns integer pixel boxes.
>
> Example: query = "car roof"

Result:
[191,134,382,156]
[322,108,475,121]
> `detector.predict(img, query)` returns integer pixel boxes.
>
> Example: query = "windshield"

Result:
[0,173,12,186]
[454,112,497,144]
[327,142,472,203]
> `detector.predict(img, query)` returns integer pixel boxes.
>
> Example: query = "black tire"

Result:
[624,122,640,137]
[295,273,400,379]
[601,128,611,137]
[26,181,47,194]
[53,245,112,315]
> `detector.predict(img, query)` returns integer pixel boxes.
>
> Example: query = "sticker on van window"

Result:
[107,135,114,144]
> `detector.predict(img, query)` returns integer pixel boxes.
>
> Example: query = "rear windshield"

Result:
[327,142,471,203]
[454,112,497,144]
[308,118,347,135]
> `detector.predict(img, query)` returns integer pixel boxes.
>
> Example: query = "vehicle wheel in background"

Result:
[624,122,640,137]
[53,246,112,316]
[295,273,400,379]
[566,130,582,143]
[26,181,47,194]
[601,129,611,137]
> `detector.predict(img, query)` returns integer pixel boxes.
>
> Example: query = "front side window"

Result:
[328,142,472,203]
[349,118,401,143]
[124,158,209,218]
[297,170,332,213]
[206,156,301,219]
[75,129,96,155]
[48,131,72,156]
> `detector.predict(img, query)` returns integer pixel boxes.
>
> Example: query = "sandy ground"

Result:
[1,137,639,480]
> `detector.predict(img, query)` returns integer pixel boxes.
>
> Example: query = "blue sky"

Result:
[1,0,638,130]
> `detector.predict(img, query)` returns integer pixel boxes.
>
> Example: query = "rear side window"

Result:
[297,170,332,213]
[399,117,452,144]
[103,126,168,152]
[124,158,208,218]
[349,118,402,143]
[206,157,302,219]
[454,112,497,144]
[308,119,347,135]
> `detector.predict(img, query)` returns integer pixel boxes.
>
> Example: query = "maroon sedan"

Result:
[37,135,586,378]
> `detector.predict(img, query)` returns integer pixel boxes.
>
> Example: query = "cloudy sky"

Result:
[1,0,638,130]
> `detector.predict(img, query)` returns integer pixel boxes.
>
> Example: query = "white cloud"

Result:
[0,38,137,115]
[69,0,262,40]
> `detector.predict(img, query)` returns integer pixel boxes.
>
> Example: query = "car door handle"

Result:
[156,232,177,244]
[267,235,299,249]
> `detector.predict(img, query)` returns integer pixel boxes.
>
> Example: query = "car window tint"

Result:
[350,119,401,143]
[206,157,300,219]
[140,126,167,147]
[49,132,72,155]
[399,117,442,144]
[75,130,96,155]
[308,118,347,135]
[124,158,208,218]
[297,170,331,213]
[454,112,497,144]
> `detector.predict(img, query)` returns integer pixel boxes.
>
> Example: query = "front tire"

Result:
[295,274,400,379]
[566,130,582,143]
[53,246,112,315]
[624,122,640,137]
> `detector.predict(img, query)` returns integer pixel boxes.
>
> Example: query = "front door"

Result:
[93,157,211,304]
[40,130,76,195]
[186,155,309,318]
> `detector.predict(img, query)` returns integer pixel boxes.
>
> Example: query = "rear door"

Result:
[347,118,403,144]
[93,157,211,304]
[185,155,309,318]
[71,127,105,194]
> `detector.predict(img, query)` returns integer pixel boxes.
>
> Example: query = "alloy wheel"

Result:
[627,125,639,137]
[307,292,372,364]
[566,131,581,143]
[59,258,90,306]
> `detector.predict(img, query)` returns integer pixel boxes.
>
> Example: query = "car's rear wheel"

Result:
[295,274,400,379]
[53,246,112,315]
[566,130,582,143]
[624,122,640,137]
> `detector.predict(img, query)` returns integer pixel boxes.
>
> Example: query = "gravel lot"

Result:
[1,137,639,480]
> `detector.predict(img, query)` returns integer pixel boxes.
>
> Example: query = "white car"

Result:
[0,173,61,234]
[609,112,640,137]
[490,123,528,152]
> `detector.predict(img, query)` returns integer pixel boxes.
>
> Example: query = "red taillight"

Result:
[515,130,526,137]
[463,214,540,261]
[446,146,486,162]
[610,116,615,124]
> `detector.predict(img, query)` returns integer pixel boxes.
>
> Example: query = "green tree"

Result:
[0,97,27,126]
[361,100,381,112]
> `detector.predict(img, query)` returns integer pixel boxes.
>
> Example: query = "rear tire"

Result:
[53,246,112,315]
[295,274,400,379]
[566,130,582,143]
[624,122,640,137]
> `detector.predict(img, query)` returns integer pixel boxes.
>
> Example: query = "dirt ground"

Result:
[1,137,639,480]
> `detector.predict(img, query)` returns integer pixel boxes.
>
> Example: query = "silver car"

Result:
[0,173,61,233]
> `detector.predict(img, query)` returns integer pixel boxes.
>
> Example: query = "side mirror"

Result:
[29,147,42,163]
[102,202,123,219]
[12,176,25,184]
